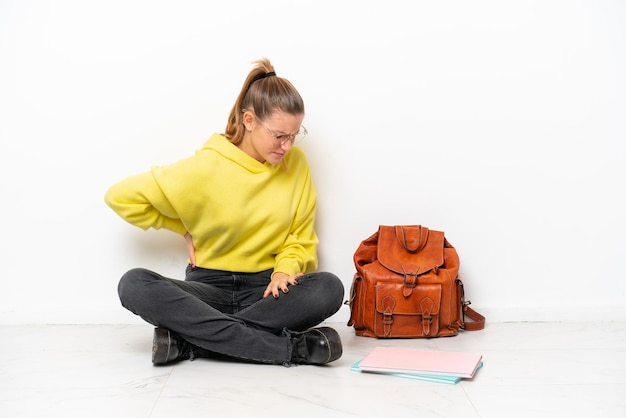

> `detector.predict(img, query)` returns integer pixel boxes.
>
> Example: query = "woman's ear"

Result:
[242,110,255,131]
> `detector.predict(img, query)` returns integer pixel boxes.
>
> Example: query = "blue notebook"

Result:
[351,359,483,385]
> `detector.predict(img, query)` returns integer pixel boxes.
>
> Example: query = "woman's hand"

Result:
[184,232,196,268]
[264,272,304,299]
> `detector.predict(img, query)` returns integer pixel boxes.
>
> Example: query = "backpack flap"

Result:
[377,225,446,287]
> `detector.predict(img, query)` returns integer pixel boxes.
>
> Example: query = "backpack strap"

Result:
[462,304,486,331]
[457,278,486,331]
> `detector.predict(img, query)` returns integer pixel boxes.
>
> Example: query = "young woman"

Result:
[105,58,344,366]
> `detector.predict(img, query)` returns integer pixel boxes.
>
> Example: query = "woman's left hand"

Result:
[264,272,304,299]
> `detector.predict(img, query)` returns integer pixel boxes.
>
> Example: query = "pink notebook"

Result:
[358,346,483,378]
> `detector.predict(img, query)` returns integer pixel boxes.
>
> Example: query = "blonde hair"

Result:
[224,58,305,145]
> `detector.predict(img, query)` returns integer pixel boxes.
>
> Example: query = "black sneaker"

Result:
[152,327,191,365]
[291,327,343,365]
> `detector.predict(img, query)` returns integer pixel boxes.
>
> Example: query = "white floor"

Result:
[1,321,625,418]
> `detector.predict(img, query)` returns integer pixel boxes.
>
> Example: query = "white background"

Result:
[1,0,624,324]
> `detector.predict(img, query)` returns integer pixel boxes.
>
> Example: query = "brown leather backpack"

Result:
[346,225,485,338]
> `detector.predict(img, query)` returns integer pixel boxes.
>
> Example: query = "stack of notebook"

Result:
[352,346,483,385]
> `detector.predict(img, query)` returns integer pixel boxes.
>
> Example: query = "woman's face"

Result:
[240,110,305,165]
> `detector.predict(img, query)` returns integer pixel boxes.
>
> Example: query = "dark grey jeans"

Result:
[117,266,344,365]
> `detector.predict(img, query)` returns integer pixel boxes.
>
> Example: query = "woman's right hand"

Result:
[184,232,196,268]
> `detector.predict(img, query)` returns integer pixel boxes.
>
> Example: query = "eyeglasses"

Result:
[261,123,308,145]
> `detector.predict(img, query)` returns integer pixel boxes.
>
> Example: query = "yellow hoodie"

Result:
[105,133,318,276]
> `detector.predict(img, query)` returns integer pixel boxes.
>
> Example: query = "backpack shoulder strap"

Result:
[462,305,486,331]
